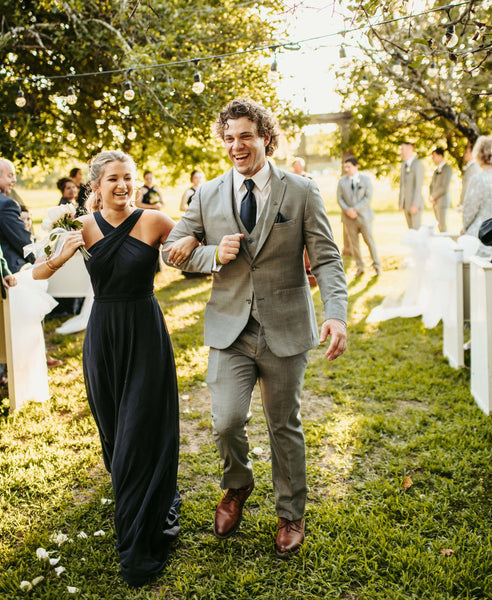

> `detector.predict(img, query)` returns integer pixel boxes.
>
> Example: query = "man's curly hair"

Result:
[214,98,280,157]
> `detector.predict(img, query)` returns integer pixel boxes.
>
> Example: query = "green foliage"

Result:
[1,246,491,598]
[333,0,492,174]
[0,0,303,180]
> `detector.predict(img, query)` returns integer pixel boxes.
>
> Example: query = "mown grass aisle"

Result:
[1,254,491,599]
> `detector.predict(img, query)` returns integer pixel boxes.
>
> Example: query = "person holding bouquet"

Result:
[135,170,164,210]
[33,150,198,587]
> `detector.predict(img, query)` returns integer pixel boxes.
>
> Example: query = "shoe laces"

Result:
[278,519,303,533]
[223,485,250,505]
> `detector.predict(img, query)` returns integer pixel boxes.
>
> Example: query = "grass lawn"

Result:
[1,204,490,599]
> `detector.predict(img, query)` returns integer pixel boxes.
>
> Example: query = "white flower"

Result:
[50,532,69,546]
[54,566,66,577]
[20,581,33,592]
[252,446,264,456]
[67,586,79,593]
[93,530,105,537]
[36,547,50,561]
[41,217,54,231]
[47,206,66,222]
[101,498,112,505]
[49,557,61,566]
[32,576,44,586]
[77,531,88,539]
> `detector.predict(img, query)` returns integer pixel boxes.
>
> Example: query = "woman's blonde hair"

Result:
[86,150,136,212]
[472,135,492,168]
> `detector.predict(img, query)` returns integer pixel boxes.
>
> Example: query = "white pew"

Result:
[0,291,17,411]
[442,248,465,369]
[469,256,492,415]
[47,251,91,298]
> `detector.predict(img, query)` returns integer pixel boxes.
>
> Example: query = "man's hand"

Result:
[217,233,244,264]
[320,319,347,361]
[346,208,358,220]
[410,205,419,215]
[163,235,199,266]
[3,275,16,289]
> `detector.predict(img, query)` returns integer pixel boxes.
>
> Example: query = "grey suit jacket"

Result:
[399,158,424,210]
[336,173,374,223]
[429,163,453,208]
[163,164,347,357]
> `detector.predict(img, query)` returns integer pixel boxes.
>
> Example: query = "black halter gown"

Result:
[82,209,180,586]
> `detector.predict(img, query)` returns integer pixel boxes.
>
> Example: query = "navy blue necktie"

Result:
[240,179,257,233]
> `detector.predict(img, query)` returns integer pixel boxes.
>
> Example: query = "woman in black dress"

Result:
[34,150,198,586]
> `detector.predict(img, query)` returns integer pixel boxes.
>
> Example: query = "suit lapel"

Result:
[252,166,286,259]
[219,170,241,233]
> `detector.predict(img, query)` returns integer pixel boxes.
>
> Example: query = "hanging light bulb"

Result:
[268,57,279,84]
[127,126,137,140]
[67,86,77,105]
[124,80,135,101]
[428,62,439,78]
[10,127,17,138]
[192,72,205,94]
[67,126,76,142]
[442,24,458,48]
[361,74,369,87]
[15,87,26,108]
[339,45,347,59]
[393,60,403,75]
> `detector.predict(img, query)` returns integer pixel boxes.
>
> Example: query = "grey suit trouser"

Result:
[207,316,309,520]
[404,208,422,230]
[433,205,448,232]
[343,216,380,271]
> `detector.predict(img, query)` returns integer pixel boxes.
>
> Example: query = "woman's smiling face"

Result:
[95,160,135,208]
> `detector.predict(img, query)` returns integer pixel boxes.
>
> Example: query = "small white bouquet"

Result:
[24,204,91,261]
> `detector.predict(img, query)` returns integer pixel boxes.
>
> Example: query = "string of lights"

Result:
[9,0,486,105]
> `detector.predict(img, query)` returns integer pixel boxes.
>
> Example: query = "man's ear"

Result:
[263,134,271,148]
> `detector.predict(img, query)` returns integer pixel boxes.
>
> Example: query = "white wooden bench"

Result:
[0,291,17,411]
[47,252,91,298]
[469,256,492,415]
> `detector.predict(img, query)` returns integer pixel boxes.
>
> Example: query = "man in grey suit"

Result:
[399,142,424,229]
[459,142,481,208]
[163,98,347,557]
[429,147,453,232]
[336,157,381,276]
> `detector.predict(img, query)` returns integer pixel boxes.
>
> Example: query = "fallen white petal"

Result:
[32,576,44,586]
[49,557,61,566]
[100,498,112,505]
[93,530,105,537]
[50,532,69,546]
[54,566,66,577]
[77,531,88,539]
[67,586,79,593]
[20,581,33,592]
[182,394,190,401]
[252,446,264,456]
[36,547,50,561]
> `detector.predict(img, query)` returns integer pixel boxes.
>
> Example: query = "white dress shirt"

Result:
[233,161,272,224]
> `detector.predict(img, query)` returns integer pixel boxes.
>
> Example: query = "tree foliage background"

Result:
[332,0,492,174]
[0,0,303,180]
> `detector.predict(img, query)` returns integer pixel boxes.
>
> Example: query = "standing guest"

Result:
[70,167,90,215]
[399,141,424,230]
[69,167,83,188]
[163,98,347,558]
[337,157,381,276]
[180,169,206,212]
[0,158,34,273]
[135,170,164,210]
[429,147,453,232]
[462,135,492,257]
[459,142,481,208]
[33,150,198,586]
[57,177,79,206]
[291,157,311,178]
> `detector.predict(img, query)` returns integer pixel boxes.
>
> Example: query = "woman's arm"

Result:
[32,231,86,280]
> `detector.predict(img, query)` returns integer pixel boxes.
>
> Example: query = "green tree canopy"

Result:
[0,0,302,180]
[332,0,492,175]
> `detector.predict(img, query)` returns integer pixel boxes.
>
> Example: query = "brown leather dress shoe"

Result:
[213,480,254,539]
[275,518,305,558]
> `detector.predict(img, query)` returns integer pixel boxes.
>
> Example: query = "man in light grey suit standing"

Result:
[459,142,481,208]
[336,157,381,276]
[163,98,347,558]
[429,147,453,232]
[399,141,424,229]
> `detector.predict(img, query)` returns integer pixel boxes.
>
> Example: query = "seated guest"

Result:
[57,177,78,206]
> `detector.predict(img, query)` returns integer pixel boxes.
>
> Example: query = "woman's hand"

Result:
[33,231,86,279]
[163,235,200,266]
